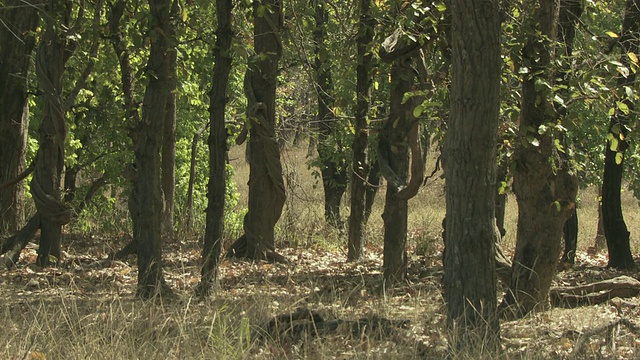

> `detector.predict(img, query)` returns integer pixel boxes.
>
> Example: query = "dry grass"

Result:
[1,142,640,359]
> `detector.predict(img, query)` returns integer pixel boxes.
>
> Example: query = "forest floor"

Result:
[1,144,640,359]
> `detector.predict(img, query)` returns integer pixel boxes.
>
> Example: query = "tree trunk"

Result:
[444,0,501,352]
[594,186,606,251]
[602,0,639,270]
[501,1,578,318]
[380,58,413,285]
[495,159,508,238]
[162,92,177,240]
[226,0,286,262]
[363,158,380,225]
[0,1,38,235]
[347,0,374,261]
[33,1,73,267]
[196,0,233,297]
[132,0,175,299]
[313,0,348,229]
[556,0,583,267]
[186,125,207,230]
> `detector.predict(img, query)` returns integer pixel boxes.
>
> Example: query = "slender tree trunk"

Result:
[33,0,73,266]
[226,0,286,262]
[363,159,380,224]
[313,0,348,229]
[196,0,233,297]
[380,58,413,285]
[556,0,583,266]
[132,0,175,298]
[495,159,508,238]
[186,125,207,230]
[348,0,375,261]
[501,0,578,318]
[0,1,38,235]
[162,92,177,240]
[594,186,606,251]
[602,0,639,270]
[444,0,501,352]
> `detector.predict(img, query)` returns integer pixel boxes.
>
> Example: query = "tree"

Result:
[226,0,287,262]
[131,0,176,298]
[601,0,639,270]
[0,0,39,235]
[555,0,583,266]
[444,0,501,351]
[501,0,578,318]
[348,0,375,261]
[196,0,233,296]
[32,0,74,266]
[312,0,349,229]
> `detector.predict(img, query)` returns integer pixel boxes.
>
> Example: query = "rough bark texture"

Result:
[347,0,374,261]
[556,0,583,266]
[196,0,233,297]
[602,0,639,270]
[312,0,348,229]
[380,58,414,285]
[502,0,579,318]
[33,0,73,266]
[444,0,501,352]
[162,91,177,239]
[226,0,286,262]
[0,1,39,235]
[132,0,174,298]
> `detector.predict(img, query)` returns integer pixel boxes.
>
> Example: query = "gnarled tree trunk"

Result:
[33,0,73,266]
[501,0,578,318]
[0,1,38,235]
[226,0,286,262]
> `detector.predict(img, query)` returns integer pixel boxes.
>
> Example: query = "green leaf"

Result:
[616,152,624,165]
[617,101,630,115]
[527,135,540,147]
[413,104,424,118]
[610,137,618,151]
[606,31,619,38]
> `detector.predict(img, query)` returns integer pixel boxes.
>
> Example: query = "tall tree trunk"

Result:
[162,92,177,240]
[132,0,174,298]
[348,0,375,261]
[602,0,639,270]
[196,0,233,297]
[0,1,38,235]
[556,0,583,266]
[186,124,207,230]
[380,58,413,285]
[444,0,501,352]
[313,0,348,229]
[33,0,73,266]
[363,159,380,224]
[226,0,286,262]
[501,0,578,318]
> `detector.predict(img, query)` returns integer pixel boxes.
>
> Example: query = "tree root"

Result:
[0,214,41,269]
[225,234,287,263]
[550,276,640,308]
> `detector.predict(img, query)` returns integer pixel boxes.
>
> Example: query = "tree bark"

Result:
[161,34,178,240]
[131,0,175,298]
[347,0,375,261]
[444,0,501,352]
[226,0,286,262]
[380,57,414,285]
[33,0,73,267]
[601,0,639,270]
[196,0,233,297]
[556,0,583,267]
[501,0,579,318]
[312,0,348,229]
[0,1,38,235]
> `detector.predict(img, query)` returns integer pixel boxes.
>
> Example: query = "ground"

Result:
[1,144,640,359]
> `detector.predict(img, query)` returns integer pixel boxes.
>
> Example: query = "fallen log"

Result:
[550,275,640,308]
